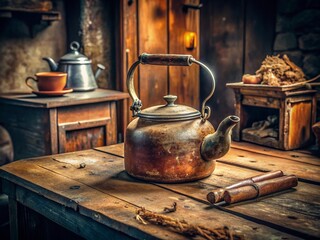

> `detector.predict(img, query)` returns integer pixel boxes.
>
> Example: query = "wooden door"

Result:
[120,0,200,126]
[200,0,276,127]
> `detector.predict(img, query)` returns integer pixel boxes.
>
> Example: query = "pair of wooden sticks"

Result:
[207,170,298,204]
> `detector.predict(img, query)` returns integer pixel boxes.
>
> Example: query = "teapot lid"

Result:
[138,95,200,121]
[59,41,91,64]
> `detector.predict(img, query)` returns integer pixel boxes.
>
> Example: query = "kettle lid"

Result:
[138,95,200,121]
[59,41,91,64]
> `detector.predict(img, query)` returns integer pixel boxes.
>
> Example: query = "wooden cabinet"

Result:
[0,89,129,160]
[227,83,317,150]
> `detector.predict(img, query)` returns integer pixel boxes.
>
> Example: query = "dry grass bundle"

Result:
[255,54,306,86]
[135,207,243,240]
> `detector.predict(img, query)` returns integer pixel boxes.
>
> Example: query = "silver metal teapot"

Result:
[43,41,105,92]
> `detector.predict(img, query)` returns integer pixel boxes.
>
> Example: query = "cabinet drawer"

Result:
[242,95,280,108]
[57,102,117,153]
[57,102,110,124]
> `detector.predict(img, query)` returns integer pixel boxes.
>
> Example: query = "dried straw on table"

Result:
[135,207,243,240]
[256,54,306,86]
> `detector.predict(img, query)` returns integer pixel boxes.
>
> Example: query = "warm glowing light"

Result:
[184,32,197,50]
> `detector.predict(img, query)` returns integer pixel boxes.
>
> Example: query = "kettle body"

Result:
[124,53,239,183]
[56,62,98,91]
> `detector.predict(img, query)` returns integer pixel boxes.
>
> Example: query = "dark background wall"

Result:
[200,0,320,127]
[0,0,116,92]
[273,0,320,78]
[0,0,67,92]
[0,0,319,127]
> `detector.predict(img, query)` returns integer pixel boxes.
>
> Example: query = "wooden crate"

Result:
[227,83,317,150]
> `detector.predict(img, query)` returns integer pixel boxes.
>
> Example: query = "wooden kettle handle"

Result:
[139,53,193,66]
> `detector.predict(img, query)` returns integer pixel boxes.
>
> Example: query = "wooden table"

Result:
[0,142,319,239]
[0,89,129,160]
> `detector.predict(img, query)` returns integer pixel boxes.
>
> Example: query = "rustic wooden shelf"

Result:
[0,7,61,37]
[0,7,60,21]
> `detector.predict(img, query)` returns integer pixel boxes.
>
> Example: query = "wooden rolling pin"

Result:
[224,175,298,204]
[207,170,284,204]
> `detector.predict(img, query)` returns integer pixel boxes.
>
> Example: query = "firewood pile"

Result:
[242,55,306,86]
[242,115,279,139]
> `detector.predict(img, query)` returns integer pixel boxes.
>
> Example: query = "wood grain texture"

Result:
[288,101,312,149]
[120,0,201,132]
[244,0,276,74]
[219,148,320,183]
[200,0,245,127]
[169,0,199,109]
[0,89,129,108]
[242,96,280,108]
[58,119,109,153]
[0,104,50,160]
[0,89,128,159]
[58,103,110,124]
[121,0,139,127]
[227,85,316,150]
[49,108,58,154]
[16,186,133,240]
[96,144,320,238]
[138,0,168,108]
[231,141,319,165]
[0,149,303,239]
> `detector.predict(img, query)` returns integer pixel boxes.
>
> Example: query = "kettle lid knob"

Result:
[163,95,177,106]
[70,41,80,52]
[59,41,90,63]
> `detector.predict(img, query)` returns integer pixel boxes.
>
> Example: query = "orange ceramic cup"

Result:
[25,72,67,91]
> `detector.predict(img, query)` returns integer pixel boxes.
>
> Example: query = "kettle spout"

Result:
[42,57,58,71]
[94,64,105,80]
[201,115,240,161]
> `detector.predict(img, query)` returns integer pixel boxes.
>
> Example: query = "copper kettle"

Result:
[124,53,239,183]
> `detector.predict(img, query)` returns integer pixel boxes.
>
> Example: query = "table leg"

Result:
[8,197,18,240]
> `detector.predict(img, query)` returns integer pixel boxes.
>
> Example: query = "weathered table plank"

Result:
[231,142,320,165]
[43,150,320,238]
[97,143,320,184]
[96,143,320,182]
[97,144,320,239]
[1,142,319,239]
[97,144,320,198]
[0,151,300,239]
[219,149,320,184]
[0,161,184,240]
[36,151,298,239]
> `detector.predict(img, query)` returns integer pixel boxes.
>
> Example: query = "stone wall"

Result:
[273,0,320,78]
[0,0,116,93]
[81,0,116,90]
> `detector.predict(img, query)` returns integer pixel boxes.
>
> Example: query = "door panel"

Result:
[121,0,200,118]
[169,0,200,109]
[138,0,168,107]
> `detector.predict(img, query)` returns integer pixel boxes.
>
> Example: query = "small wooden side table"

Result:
[0,89,129,160]
[227,83,317,150]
